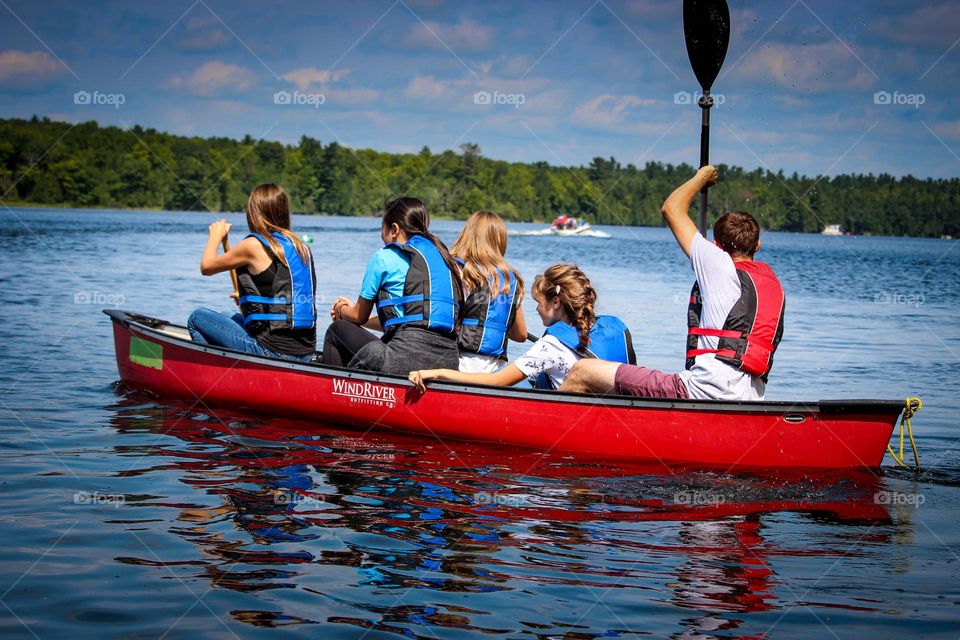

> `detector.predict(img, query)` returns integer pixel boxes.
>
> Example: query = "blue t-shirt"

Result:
[359,247,411,316]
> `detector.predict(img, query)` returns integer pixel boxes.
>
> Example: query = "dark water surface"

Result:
[1,208,959,639]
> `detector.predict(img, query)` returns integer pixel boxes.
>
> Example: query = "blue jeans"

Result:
[187,308,311,361]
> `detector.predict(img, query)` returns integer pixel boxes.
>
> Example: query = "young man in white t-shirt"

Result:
[560,165,785,400]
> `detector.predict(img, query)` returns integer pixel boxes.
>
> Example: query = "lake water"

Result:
[1,207,959,638]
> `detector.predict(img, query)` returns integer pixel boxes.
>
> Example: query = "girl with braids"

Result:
[409,264,635,391]
[187,184,317,360]
[323,197,464,375]
[451,210,528,373]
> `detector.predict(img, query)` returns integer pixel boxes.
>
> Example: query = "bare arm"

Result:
[200,222,258,276]
[333,297,375,325]
[409,363,527,392]
[661,165,718,258]
[508,306,528,343]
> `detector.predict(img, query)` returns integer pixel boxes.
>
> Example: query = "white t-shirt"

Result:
[513,335,579,388]
[459,353,504,373]
[678,234,766,401]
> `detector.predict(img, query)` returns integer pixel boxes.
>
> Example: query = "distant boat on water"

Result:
[821,224,843,236]
[510,214,611,238]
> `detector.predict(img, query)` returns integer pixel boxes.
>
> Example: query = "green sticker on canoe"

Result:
[130,336,163,370]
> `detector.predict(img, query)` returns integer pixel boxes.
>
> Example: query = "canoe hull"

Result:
[107,310,903,470]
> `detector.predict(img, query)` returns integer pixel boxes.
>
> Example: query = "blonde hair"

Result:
[245,183,310,266]
[450,210,524,303]
[532,264,597,350]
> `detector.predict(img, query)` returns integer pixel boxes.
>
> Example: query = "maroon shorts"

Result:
[614,364,689,398]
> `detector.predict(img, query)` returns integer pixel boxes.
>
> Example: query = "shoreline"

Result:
[2,203,952,239]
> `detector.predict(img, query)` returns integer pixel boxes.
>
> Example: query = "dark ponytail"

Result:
[382,197,464,304]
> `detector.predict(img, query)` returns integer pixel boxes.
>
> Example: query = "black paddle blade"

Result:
[683,0,730,91]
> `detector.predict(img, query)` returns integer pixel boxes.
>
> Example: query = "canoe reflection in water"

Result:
[107,394,900,638]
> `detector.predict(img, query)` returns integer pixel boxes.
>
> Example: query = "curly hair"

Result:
[532,263,597,350]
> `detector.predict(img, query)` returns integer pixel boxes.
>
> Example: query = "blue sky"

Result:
[1,0,959,179]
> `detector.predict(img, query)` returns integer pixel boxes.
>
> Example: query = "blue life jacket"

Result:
[457,263,519,359]
[532,315,636,390]
[375,234,461,335]
[237,232,317,331]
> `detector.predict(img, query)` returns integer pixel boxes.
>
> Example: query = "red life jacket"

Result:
[685,261,785,382]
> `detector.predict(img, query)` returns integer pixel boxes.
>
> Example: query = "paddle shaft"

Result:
[698,93,712,235]
[221,237,239,298]
[682,0,730,235]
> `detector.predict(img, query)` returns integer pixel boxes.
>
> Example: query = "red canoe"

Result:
[105,310,907,470]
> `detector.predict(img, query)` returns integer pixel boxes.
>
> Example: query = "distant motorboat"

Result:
[821,224,843,236]
[511,221,611,239]
[552,222,593,236]
[543,215,611,238]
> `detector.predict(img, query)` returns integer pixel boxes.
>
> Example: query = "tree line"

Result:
[1,116,957,237]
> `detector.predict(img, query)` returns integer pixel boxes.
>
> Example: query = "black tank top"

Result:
[239,257,316,357]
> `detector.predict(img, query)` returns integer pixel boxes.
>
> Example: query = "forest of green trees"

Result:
[1,116,957,237]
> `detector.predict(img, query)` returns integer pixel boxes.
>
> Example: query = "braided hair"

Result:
[532,263,597,350]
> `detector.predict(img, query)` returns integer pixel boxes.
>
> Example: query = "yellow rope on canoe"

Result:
[888,397,922,472]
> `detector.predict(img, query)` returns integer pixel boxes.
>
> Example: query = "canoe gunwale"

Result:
[105,309,905,420]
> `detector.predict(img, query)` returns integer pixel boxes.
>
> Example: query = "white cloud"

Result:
[731,41,876,93]
[324,87,380,105]
[405,75,451,99]
[174,16,233,52]
[164,61,256,96]
[931,120,960,142]
[0,50,65,87]
[404,73,559,112]
[772,95,812,109]
[281,67,349,91]
[572,94,659,128]
[875,4,960,50]
[402,18,493,52]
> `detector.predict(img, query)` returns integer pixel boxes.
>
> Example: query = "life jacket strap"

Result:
[460,317,509,330]
[242,313,288,325]
[686,348,738,359]
[382,313,425,329]
[377,294,425,309]
[239,295,287,305]
[688,327,742,339]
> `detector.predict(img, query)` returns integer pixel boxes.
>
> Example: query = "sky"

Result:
[1,0,959,179]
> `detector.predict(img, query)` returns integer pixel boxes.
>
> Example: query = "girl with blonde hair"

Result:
[409,263,635,391]
[451,210,527,372]
[187,183,317,359]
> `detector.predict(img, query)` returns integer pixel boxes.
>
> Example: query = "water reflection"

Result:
[106,391,901,638]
